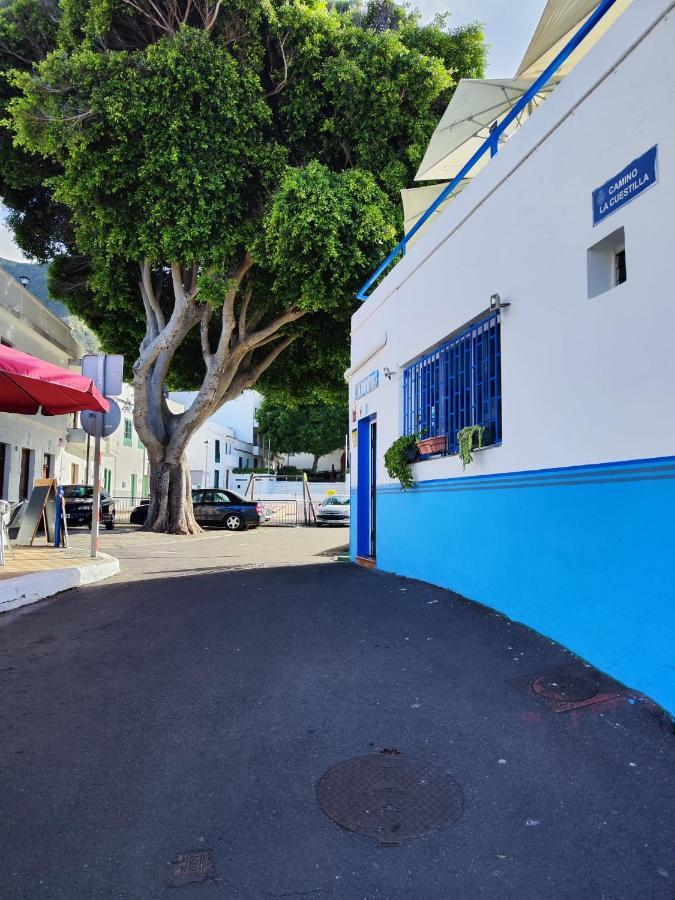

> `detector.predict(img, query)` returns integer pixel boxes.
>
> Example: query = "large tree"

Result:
[1,0,486,533]
[258,396,347,472]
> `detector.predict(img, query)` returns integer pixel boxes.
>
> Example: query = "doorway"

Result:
[356,416,377,559]
[71,463,79,484]
[42,453,53,479]
[19,448,32,500]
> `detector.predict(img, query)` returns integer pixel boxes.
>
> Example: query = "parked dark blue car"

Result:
[130,489,261,531]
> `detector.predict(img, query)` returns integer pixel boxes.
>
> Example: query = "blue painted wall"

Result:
[368,456,675,715]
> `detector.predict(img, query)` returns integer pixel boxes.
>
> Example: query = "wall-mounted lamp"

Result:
[19,276,30,287]
[490,293,511,311]
[383,367,397,381]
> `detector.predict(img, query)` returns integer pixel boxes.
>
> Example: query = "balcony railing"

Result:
[356,0,620,302]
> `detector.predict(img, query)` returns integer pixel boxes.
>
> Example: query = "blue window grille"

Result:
[403,312,502,455]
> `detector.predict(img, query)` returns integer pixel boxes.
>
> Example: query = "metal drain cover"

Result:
[532,670,599,702]
[317,754,463,846]
[167,850,214,887]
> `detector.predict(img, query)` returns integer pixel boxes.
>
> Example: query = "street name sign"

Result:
[593,146,658,226]
[355,370,379,400]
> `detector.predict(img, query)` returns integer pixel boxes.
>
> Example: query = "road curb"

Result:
[0,553,120,614]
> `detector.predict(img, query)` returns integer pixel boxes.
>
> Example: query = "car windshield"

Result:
[323,495,349,506]
[63,486,93,499]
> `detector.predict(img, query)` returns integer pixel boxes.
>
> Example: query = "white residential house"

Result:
[172,389,260,485]
[0,267,84,499]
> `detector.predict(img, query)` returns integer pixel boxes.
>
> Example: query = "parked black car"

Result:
[129,498,149,526]
[62,485,116,530]
[129,490,261,531]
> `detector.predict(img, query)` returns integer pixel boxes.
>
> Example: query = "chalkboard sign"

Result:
[15,479,58,547]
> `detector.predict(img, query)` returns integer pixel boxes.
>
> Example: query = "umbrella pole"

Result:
[90,434,101,559]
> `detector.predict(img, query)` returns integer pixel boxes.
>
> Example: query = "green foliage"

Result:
[0,0,487,400]
[384,432,418,489]
[257,395,347,464]
[263,162,396,312]
[10,29,269,264]
[457,424,484,469]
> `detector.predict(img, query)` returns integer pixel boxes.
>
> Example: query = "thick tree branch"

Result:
[200,303,213,363]
[245,306,305,349]
[237,283,253,339]
[213,250,254,364]
[226,334,297,399]
[141,259,166,330]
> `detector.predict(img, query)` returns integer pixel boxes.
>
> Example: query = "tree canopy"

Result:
[0,0,486,398]
[0,0,486,531]
[257,395,347,469]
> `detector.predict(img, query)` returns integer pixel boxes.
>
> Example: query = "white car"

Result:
[316,494,350,526]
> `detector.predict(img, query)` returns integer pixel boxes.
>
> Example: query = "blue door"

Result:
[357,416,376,558]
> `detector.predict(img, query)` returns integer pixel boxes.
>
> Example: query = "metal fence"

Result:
[110,496,324,527]
[259,499,325,527]
[111,496,140,524]
[111,491,346,528]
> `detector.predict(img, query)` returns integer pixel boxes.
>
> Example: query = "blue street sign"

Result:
[354,370,379,400]
[593,146,658,226]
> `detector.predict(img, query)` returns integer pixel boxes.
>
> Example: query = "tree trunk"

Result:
[143,451,201,535]
[311,454,319,473]
[131,254,304,535]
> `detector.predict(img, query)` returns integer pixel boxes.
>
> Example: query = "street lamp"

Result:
[203,439,209,488]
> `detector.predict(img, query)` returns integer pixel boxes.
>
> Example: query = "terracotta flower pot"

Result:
[416,435,447,456]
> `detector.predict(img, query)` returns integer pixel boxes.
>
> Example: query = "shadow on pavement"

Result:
[0,562,672,899]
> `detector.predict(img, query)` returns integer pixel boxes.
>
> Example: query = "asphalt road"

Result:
[0,550,673,899]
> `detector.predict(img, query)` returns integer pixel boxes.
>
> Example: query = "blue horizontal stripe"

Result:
[377,454,675,494]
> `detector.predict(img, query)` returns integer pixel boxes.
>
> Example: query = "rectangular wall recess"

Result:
[587,227,626,299]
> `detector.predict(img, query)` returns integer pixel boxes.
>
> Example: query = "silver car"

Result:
[316,493,350,526]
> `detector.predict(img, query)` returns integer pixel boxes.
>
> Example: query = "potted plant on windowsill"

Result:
[457,424,486,469]
[416,434,447,456]
[384,433,420,489]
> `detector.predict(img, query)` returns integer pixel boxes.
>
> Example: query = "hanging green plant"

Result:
[384,433,419,489]
[457,425,485,469]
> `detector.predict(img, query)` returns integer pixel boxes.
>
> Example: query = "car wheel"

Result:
[224,513,245,531]
[105,511,115,530]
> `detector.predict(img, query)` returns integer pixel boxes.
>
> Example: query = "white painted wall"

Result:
[285,449,344,473]
[350,0,675,487]
[184,418,255,490]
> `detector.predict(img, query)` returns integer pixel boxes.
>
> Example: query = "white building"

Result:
[172,389,260,482]
[348,0,675,714]
[185,419,256,490]
[0,267,83,498]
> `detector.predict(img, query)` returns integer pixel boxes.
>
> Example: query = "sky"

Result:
[0,1,545,263]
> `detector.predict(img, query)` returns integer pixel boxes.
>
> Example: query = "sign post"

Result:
[80,354,124,559]
[90,434,101,559]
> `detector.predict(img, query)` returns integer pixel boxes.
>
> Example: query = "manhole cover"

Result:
[317,754,463,846]
[167,850,214,887]
[532,670,599,702]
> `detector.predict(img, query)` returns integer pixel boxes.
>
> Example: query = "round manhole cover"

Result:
[532,671,599,702]
[316,754,463,846]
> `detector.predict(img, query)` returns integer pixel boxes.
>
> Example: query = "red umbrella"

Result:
[0,345,110,415]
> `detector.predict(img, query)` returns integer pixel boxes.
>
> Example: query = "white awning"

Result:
[414,77,559,182]
[401,181,470,246]
[516,0,634,80]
